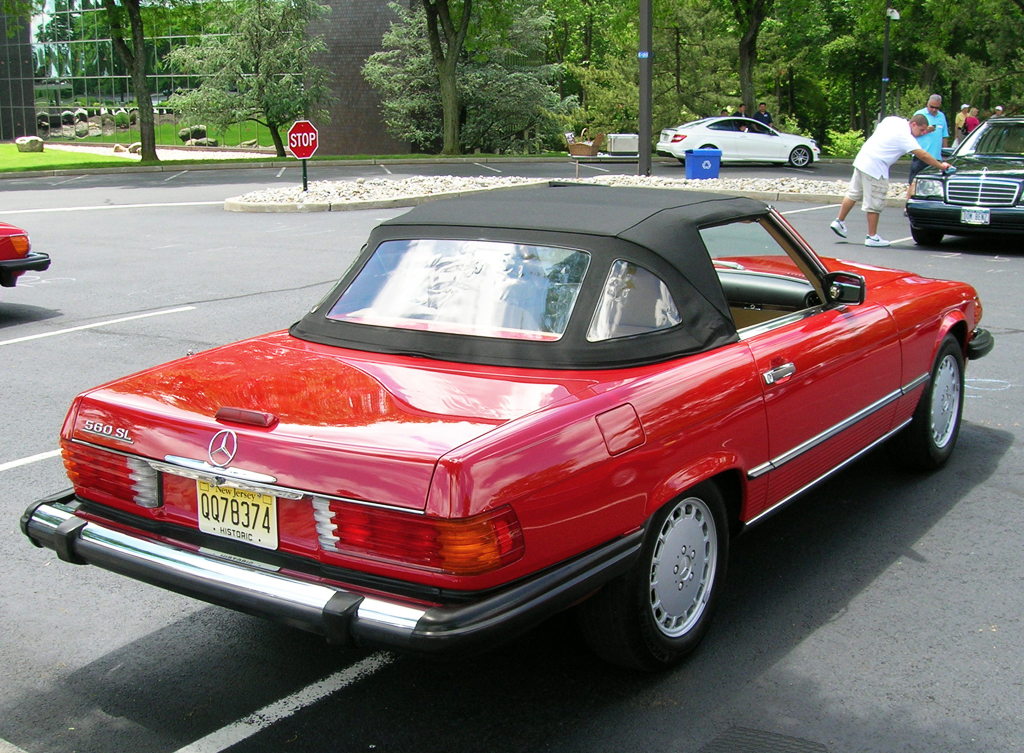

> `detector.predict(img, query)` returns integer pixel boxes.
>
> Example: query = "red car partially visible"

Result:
[0,221,50,296]
[21,184,994,670]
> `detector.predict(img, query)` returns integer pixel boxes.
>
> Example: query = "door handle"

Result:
[763,363,796,385]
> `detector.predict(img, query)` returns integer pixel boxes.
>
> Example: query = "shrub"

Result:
[114,110,130,128]
[826,129,864,158]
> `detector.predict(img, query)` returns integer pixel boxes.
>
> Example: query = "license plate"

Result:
[197,480,278,549]
[961,207,990,225]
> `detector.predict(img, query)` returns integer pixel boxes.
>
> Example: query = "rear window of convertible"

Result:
[327,239,591,341]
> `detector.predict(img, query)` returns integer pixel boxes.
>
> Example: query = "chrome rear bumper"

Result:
[22,492,642,655]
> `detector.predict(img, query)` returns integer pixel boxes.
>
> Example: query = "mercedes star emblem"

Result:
[208,429,238,467]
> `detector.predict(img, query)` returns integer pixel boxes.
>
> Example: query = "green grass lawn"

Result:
[0,144,140,172]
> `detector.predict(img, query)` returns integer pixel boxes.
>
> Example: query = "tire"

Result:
[911,225,944,246]
[788,145,813,167]
[892,334,964,470]
[578,482,729,671]
[677,157,687,165]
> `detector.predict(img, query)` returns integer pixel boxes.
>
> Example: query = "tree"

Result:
[420,0,471,154]
[723,0,774,113]
[166,0,333,157]
[364,1,569,153]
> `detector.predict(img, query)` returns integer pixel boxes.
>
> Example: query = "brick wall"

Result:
[311,0,411,156]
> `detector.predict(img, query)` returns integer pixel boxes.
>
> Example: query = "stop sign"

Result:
[287,120,319,160]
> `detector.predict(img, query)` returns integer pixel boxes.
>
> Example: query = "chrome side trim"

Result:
[737,308,822,340]
[744,417,914,527]
[902,373,929,393]
[747,373,928,480]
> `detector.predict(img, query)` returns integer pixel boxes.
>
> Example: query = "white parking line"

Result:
[780,204,836,214]
[276,167,287,178]
[164,171,188,182]
[0,306,196,347]
[50,175,85,186]
[380,164,393,175]
[173,652,393,753]
[0,737,31,753]
[1,201,222,215]
[579,163,611,173]
[0,450,61,473]
[474,162,502,173]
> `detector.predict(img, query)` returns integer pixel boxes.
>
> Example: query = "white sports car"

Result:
[657,117,820,167]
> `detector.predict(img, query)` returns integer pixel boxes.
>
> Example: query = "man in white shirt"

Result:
[830,114,950,247]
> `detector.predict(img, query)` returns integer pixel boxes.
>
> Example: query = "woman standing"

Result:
[966,107,980,134]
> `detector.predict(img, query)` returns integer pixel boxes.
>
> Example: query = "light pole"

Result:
[638,0,652,176]
[879,2,900,121]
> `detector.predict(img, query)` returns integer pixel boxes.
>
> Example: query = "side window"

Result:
[708,120,736,131]
[701,220,791,260]
[700,220,823,333]
[587,261,681,342]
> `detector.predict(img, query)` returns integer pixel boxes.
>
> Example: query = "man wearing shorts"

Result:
[830,114,950,247]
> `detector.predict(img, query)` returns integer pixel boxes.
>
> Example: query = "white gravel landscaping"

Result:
[227,173,908,209]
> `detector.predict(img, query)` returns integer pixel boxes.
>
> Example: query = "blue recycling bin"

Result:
[684,148,721,179]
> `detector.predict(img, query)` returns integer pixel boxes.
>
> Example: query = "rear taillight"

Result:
[671,134,687,143]
[61,439,160,509]
[10,234,30,257]
[312,498,524,576]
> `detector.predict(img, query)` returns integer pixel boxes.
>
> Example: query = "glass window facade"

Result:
[2,0,276,148]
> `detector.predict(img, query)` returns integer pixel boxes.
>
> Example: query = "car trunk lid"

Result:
[69,331,599,511]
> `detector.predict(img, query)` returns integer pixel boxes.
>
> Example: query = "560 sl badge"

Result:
[81,419,134,443]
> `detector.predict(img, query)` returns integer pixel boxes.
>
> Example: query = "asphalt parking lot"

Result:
[1,160,1021,753]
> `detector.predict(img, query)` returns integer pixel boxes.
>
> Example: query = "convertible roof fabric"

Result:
[291,183,770,369]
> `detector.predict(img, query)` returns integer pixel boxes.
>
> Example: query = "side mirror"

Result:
[941,147,954,158]
[823,271,866,305]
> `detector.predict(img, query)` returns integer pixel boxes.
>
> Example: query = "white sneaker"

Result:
[830,219,847,238]
[865,234,890,247]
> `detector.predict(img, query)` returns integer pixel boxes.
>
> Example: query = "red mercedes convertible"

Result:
[22,184,993,670]
[1,221,49,297]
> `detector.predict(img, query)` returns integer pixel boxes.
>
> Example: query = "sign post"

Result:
[287,120,319,191]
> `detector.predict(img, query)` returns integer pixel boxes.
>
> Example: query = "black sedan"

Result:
[907,116,1024,245]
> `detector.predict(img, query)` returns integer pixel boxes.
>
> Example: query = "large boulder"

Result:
[181,124,207,141]
[15,136,44,153]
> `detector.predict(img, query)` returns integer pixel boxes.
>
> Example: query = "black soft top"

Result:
[291,183,770,369]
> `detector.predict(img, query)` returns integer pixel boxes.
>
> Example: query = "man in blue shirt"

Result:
[906,94,949,200]
[752,103,773,128]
